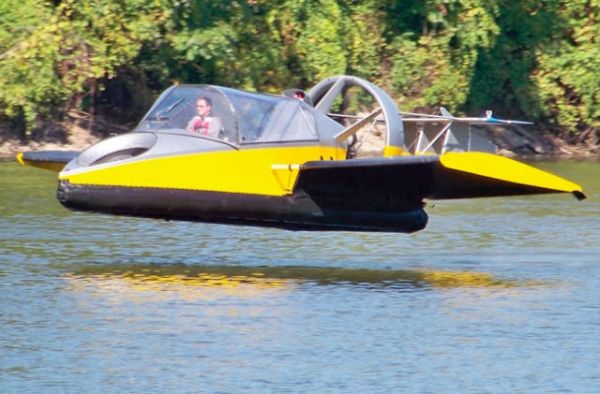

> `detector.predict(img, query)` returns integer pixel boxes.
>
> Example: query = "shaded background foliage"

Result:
[0,0,598,141]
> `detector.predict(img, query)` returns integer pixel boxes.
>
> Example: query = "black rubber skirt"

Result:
[57,180,428,233]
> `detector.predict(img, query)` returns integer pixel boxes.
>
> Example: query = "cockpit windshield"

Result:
[135,86,236,142]
[135,85,318,145]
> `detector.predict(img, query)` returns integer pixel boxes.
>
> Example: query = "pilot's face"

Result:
[196,99,211,117]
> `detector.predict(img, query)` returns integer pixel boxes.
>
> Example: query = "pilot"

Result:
[186,96,222,137]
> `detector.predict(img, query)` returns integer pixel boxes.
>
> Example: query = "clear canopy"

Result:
[135,85,318,144]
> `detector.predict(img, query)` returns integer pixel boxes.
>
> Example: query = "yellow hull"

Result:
[60,145,346,196]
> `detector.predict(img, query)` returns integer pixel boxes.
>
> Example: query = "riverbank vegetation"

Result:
[0,0,598,152]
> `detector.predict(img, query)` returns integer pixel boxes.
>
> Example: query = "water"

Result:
[1,160,599,393]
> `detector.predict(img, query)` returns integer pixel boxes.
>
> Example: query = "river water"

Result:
[1,160,598,393]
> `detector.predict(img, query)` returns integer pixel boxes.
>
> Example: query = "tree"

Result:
[0,0,174,134]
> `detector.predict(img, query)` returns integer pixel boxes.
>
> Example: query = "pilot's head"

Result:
[283,89,313,106]
[195,96,213,117]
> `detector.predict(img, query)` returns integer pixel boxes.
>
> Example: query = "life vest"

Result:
[190,116,212,134]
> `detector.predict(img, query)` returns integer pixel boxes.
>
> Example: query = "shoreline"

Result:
[1,123,598,161]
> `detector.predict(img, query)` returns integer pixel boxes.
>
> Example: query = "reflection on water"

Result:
[65,264,541,300]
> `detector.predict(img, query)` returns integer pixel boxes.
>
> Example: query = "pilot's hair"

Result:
[196,96,212,107]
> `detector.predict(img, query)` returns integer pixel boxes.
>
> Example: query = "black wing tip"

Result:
[573,191,586,201]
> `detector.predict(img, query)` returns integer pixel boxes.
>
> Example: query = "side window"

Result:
[256,101,318,143]
[227,92,318,144]
[227,94,277,143]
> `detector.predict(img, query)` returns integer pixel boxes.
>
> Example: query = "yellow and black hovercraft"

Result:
[17,76,585,233]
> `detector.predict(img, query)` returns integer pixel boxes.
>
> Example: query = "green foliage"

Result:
[264,0,348,85]
[389,0,500,111]
[0,0,55,123]
[468,0,599,135]
[345,2,386,80]
[0,0,597,139]
[533,0,600,135]
[0,0,174,133]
